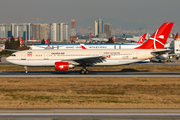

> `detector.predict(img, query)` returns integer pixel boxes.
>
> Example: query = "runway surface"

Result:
[0,71,180,78]
[0,109,180,120]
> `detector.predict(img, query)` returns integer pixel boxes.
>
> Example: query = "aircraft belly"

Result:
[8,60,57,66]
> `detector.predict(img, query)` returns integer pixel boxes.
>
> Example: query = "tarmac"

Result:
[0,109,180,120]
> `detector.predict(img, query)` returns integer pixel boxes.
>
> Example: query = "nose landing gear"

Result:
[24,66,28,74]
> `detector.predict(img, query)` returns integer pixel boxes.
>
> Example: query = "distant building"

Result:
[94,19,103,37]
[98,33,107,38]
[98,19,103,34]
[0,24,11,39]
[62,23,70,43]
[40,24,49,41]
[50,23,60,42]
[31,23,49,40]
[11,23,31,41]
[50,23,70,43]
[94,20,98,36]
[104,23,112,39]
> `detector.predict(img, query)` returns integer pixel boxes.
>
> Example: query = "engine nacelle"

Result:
[176,56,180,60]
[156,53,168,60]
[55,62,74,71]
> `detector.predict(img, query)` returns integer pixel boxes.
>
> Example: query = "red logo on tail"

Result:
[135,22,174,49]
[174,33,178,40]
[137,33,146,44]
[112,36,116,41]
[90,33,93,38]
[20,39,23,45]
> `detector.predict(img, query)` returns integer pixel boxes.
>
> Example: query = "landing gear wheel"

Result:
[80,69,89,74]
[80,69,85,74]
[85,70,89,74]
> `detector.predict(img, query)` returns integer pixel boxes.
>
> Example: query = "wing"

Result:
[62,56,106,66]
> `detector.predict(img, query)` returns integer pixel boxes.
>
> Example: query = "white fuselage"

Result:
[30,44,140,50]
[6,49,157,67]
[90,38,108,42]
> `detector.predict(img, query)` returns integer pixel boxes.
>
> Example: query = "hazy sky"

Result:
[0,0,180,29]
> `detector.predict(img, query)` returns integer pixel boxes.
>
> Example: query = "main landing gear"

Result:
[24,66,28,74]
[80,63,89,74]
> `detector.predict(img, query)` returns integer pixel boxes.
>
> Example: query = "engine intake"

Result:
[55,62,74,71]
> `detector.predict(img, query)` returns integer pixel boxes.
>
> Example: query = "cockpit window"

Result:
[10,54,16,56]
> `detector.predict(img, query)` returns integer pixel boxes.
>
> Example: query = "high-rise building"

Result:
[60,23,64,42]
[94,20,98,36]
[50,23,60,42]
[104,23,112,39]
[31,23,49,40]
[94,19,103,37]
[98,19,103,34]
[40,24,49,40]
[62,23,70,43]
[0,24,11,38]
[11,23,31,41]
[50,23,69,43]
[30,23,40,40]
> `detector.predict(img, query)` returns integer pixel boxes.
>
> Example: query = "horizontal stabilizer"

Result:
[151,49,171,56]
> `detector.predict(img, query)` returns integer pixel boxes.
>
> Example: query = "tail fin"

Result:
[174,33,178,40]
[112,36,116,41]
[20,38,23,45]
[46,39,49,44]
[135,22,174,49]
[46,38,50,47]
[137,33,146,44]
[90,33,93,38]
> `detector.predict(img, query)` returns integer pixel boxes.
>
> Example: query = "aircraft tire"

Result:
[85,70,89,74]
[80,69,85,74]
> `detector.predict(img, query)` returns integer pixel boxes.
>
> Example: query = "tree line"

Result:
[5,36,20,50]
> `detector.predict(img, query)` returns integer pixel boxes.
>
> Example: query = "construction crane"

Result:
[25,17,41,24]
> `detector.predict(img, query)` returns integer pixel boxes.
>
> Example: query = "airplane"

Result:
[20,38,23,45]
[126,35,143,42]
[154,33,179,62]
[137,33,146,44]
[89,33,108,42]
[6,22,174,74]
[112,36,116,41]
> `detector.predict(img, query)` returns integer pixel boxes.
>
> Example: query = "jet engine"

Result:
[55,62,74,71]
[156,53,168,60]
[176,56,180,60]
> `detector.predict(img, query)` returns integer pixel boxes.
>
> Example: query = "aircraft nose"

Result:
[6,56,11,63]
